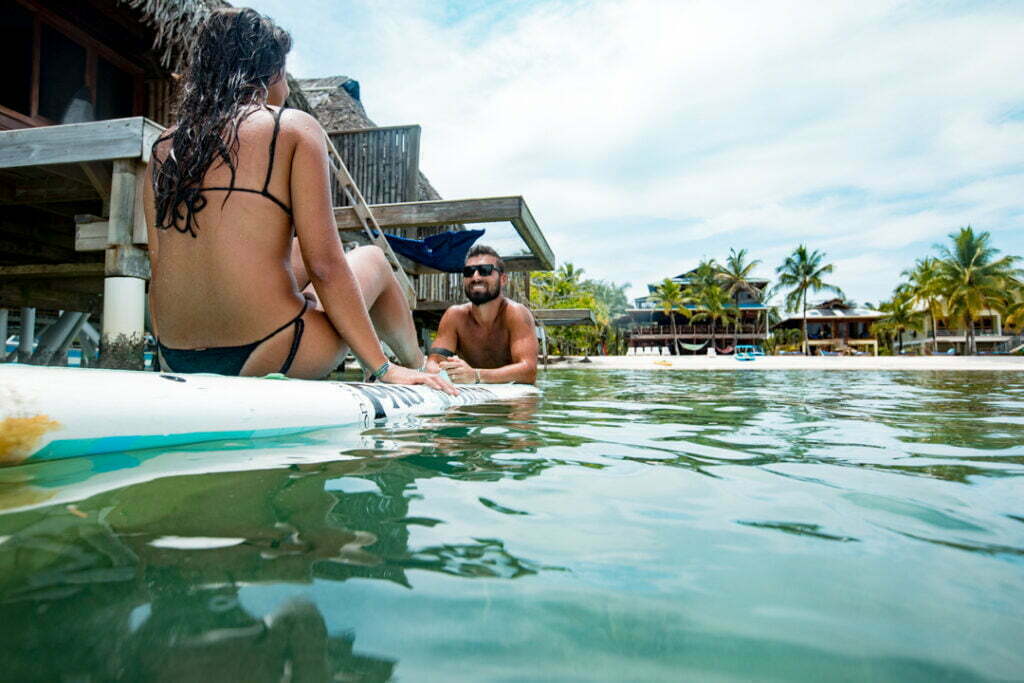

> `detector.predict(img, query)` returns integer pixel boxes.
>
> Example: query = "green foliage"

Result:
[933,226,1022,354]
[530,263,631,356]
[872,290,924,354]
[881,226,1024,355]
[687,279,737,346]
[649,278,689,354]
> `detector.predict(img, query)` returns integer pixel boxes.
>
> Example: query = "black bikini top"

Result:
[162,107,293,237]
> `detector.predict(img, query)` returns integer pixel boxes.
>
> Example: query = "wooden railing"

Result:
[630,324,763,337]
[328,125,421,206]
[934,328,998,337]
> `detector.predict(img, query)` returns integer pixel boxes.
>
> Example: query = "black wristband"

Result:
[429,347,455,358]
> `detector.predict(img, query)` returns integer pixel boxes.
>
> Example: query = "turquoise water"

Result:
[1,370,1022,681]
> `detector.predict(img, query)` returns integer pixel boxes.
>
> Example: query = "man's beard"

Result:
[465,280,501,305]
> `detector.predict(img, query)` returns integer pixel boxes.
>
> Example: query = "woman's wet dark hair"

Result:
[152,7,291,237]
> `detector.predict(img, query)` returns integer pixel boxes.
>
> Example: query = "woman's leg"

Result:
[344,245,425,369]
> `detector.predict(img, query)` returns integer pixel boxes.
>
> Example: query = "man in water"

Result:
[426,245,538,384]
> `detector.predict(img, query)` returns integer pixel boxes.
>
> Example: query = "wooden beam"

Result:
[502,256,545,272]
[79,161,112,203]
[336,196,517,229]
[0,184,98,205]
[75,214,107,251]
[534,308,597,326]
[0,282,101,314]
[0,117,164,169]
[334,196,554,270]
[107,159,136,247]
[0,235,75,262]
[0,263,103,279]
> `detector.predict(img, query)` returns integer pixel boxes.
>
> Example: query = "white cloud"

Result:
[247,0,1024,303]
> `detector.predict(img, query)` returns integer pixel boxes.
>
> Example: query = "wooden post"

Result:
[539,323,548,369]
[0,309,6,361]
[102,158,147,367]
[18,307,35,362]
[419,325,432,355]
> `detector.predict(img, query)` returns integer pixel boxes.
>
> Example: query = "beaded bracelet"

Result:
[369,360,391,383]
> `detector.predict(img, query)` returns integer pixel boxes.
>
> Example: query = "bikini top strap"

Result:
[262,107,285,195]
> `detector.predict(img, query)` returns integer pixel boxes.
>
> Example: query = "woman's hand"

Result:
[382,364,459,396]
[439,357,478,384]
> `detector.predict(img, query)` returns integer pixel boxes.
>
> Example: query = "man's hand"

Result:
[439,356,479,384]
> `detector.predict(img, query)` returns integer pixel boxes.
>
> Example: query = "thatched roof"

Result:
[114,0,312,115]
[115,0,227,73]
[298,76,373,130]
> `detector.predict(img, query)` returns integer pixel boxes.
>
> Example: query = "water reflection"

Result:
[0,372,1022,680]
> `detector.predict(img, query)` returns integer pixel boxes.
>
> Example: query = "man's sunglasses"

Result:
[463,264,501,277]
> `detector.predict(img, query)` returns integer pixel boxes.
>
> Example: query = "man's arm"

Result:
[477,305,538,384]
[425,308,460,373]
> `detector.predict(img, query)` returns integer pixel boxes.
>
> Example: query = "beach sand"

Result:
[542,353,1024,371]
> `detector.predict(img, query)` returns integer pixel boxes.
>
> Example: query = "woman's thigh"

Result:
[344,245,393,306]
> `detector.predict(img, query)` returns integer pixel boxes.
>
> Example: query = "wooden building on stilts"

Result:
[0,0,554,369]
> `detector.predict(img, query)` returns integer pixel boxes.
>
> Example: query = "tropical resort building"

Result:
[899,310,1023,355]
[772,299,884,355]
[0,0,553,366]
[620,269,770,354]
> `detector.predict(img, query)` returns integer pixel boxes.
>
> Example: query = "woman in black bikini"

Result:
[145,8,455,394]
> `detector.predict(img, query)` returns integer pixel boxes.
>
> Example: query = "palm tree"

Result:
[717,248,763,346]
[900,256,945,353]
[776,245,844,354]
[650,278,687,354]
[934,226,1022,354]
[689,283,736,350]
[872,290,923,355]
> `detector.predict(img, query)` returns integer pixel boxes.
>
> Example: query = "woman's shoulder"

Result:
[273,107,323,144]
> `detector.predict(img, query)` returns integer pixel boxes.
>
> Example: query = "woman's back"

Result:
[148,107,305,348]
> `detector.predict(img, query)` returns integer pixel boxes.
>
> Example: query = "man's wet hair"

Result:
[466,244,504,272]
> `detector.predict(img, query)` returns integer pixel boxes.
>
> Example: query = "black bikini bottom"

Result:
[157,299,309,376]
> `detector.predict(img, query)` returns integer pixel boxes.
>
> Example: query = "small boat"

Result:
[734,345,761,362]
[0,364,540,466]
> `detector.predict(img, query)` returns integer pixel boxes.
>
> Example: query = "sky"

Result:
[243,0,1024,305]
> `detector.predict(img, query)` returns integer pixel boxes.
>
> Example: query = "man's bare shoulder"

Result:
[439,303,473,326]
[502,299,536,326]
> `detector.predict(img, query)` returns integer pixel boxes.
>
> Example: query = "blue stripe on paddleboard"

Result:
[30,424,347,462]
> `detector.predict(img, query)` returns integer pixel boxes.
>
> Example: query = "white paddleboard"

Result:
[0,364,540,465]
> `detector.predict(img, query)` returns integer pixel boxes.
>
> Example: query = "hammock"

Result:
[678,341,708,352]
[384,229,485,272]
[716,346,734,354]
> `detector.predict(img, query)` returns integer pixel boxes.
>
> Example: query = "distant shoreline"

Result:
[539,354,1024,371]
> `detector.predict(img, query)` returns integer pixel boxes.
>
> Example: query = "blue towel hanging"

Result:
[384,229,485,272]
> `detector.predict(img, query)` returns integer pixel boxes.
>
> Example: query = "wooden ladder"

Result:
[322,131,417,308]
